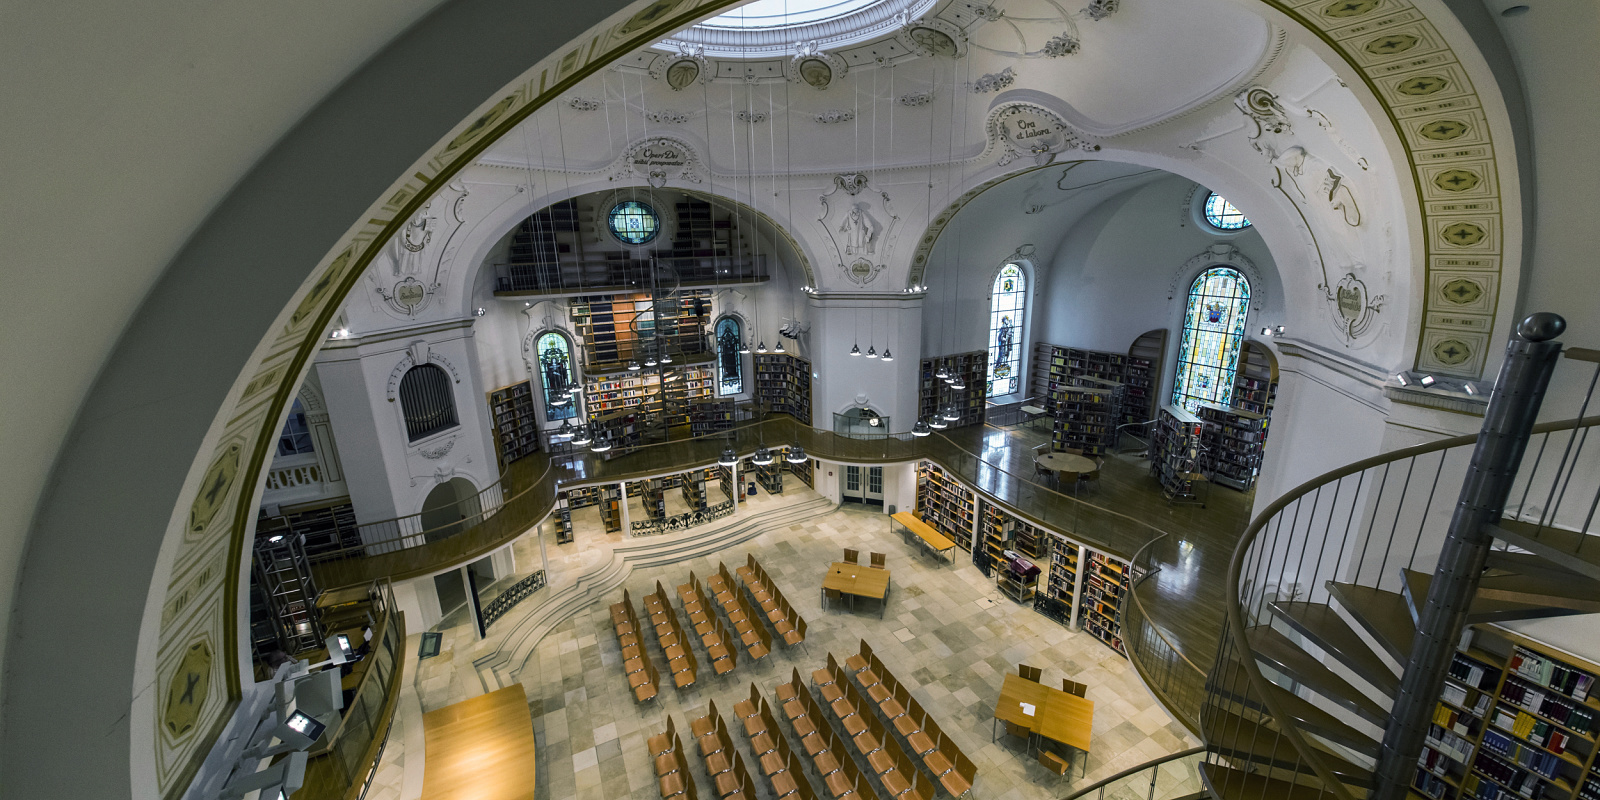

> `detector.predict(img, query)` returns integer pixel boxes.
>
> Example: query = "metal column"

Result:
[1371,313,1566,798]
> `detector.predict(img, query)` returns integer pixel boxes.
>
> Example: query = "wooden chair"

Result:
[1002,720,1032,749]
[648,714,678,757]
[1038,749,1070,776]
[1062,679,1088,697]
[1077,467,1101,494]
[869,552,886,569]
[843,548,859,564]
[1018,664,1043,683]
[823,588,843,612]
[940,749,977,797]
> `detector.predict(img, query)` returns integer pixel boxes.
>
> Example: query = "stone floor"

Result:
[409,481,1200,800]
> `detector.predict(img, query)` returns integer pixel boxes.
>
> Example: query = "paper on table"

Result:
[1021,702,1036,716]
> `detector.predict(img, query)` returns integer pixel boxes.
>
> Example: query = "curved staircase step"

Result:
[1401,566,1600,620]
[1199,762,1342,800]
[1246,626,1388,727]
[1326,582,1415,665]
[1270,600,1399,698]
[1208,659,1380,758]
[1491,519,1600,582]
[1202,705,1374,790]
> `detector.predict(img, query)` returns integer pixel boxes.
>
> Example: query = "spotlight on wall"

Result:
[475,307,487,317]
[1395,373,1411,387]
[1275,325,1286,335]
[1261,326,1273,337]
[1464,382,1480,396]
[524,301,532,307]
[1419,374,1437,387]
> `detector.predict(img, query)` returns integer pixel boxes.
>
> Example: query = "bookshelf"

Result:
[566,486,599,509]
[1405,626,1600,800]
[554,492,575,544]
[981,502,1048,570]
[583,370,661,415]
[915,461,976,553]
[680,469,708,511]
[1233,340,1278,418]
[1037,533,1082,628]
[716,463,741,503]
[488,381,540,468]
[1079,550,1134,656]
[753,353,812,424]
[687,398,735,437]
[1197,403,1269,491]
[598,485,623,533]
[257,500,360,560]
[638,478,666,521]
[919,351,988,428]
[1029,344,1126,414]
[568,291,712,368]
[748,456,784,495]
[1125,330,1167,426]
[590,408,642,461]
[1151,404,1207,505]
[1052,380,1123,456]
[788,457,814,489]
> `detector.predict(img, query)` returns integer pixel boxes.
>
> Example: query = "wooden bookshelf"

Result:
[747,456,784,495]
[1030,344,1126,414]
[788,457,814,489]
[915,461,976,553]
[679,469,707,511]
[1233,340,1278,418]
[554,492,575,544]
[716,464,741,503]
[1079,550,1134,656]
[1052,379,1123,456]
[754,353,812,424]
[1151,404,1207,505]
[568,290,711,368]
[566,486,599,509]
[487,381,540,468]
[1126,329,1167,426]
[590,408,641,461]
[598,485,623,533]
[1197,403,1268,491]
[980,502,1048,579]
[919,351,988,428]
[1036,533,1081,628]
[583,370,661,415]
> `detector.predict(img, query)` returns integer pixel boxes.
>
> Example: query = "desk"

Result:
[421,685,536,800]
[889,512,956,563]
[1034,452,1096,474]
[992,673,1094,753]
[821,562,891,617]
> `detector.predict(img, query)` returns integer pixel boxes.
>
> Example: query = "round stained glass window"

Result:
[608,201,660,245]
[1202,192,1251,231]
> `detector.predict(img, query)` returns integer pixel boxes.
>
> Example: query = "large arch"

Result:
[0,1,1526,799]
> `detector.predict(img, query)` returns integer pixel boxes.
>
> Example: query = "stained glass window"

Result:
[608,200,660,244]
[1203,192,1251,230]
[536,332,577,420]
[716,316,743,395]
[1173,267,1251,413]
[987,264,1026,398]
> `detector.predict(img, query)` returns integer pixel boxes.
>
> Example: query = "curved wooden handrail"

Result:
[1215,414,1600,799]
[1060,746,1205,800]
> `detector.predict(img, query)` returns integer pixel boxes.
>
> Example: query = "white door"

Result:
[864,466,885,508]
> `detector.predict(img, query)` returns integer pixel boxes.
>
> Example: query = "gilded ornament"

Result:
[1440,278,1484,305]
[1418,119,1470,141]
[187,443,241,536]
[1440,221,1486,247]
[1396,75,1449,96]
[1433,169,1480,192]
[1364,34,1418,55]
[163,640,213,739]
[1432,338,1473,366]
[1322,0,1379,18]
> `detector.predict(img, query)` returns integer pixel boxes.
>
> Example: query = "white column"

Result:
[617,481,631,532]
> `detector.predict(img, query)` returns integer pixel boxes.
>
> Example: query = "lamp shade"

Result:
[911,419,931,437]
[718,447,738,467]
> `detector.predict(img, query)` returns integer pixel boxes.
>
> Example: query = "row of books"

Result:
[1481,730,1562,778]
[1511,646,1596,702]
[1502,676,1595,733]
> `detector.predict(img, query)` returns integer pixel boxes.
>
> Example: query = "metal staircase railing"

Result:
[1200,317,1600,799]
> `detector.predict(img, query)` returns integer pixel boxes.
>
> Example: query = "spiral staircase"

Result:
[1107,318,1600,800]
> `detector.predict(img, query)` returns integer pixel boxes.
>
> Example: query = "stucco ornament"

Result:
[1325,272,1385,339]
[371,181,469,317]
[988,103,1098,167]
[611,136,702,187]
[649,44,711,90]
[786,42,848,90]
[819,174,899,286]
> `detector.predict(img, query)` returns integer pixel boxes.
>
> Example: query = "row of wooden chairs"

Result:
[646,581,699,690]
[736,554,809,653]
[678,572,738,677]
[841,549,886,569]
[649,716,700,800]
[687,700,760,800]
[710,563,772,663]
[815,654,932,800]
[774,668,879,800]
[846,640,977,797]
[610,589,659,704]
[732,684,818,800]
[1021,662,1089,698]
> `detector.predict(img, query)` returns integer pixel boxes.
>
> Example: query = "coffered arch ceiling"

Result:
[2,0,1522,797]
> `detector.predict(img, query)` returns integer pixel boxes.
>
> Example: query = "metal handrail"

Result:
[1061,746,1205,800]
[1214,412,1600,798]
[1125,530,1206,671]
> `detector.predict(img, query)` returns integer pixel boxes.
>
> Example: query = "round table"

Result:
[1034,452,1096,474]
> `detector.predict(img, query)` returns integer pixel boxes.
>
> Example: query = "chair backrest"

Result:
[795,615,807,640]
[1019,664,1042,682]
[922,715,943,748]
[622,588,632,608]
[686,569,697,588]
[1063,679,1087,697]
[749,681,762,709]
[958,749,979,781]
[1062,447,1084,455]
[859,638,874,664]
[827,651,839,674]
[843,548,859,564]
[661,713,676,741]
[825,588,842,600]
[1038,749,1069,775]
[870,552,886,569]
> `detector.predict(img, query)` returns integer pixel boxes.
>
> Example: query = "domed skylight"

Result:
[663,0,935,58]
[699,0,885,29]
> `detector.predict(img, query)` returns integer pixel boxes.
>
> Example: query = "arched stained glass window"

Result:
[536,332,577,420]
[715,316,743,395]
[1202,192,1251,230]
[1173,267,1251,413]
[987,264,1026,398]
[608,200,660,245]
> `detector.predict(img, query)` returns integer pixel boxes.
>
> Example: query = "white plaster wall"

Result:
[809,296,923,431]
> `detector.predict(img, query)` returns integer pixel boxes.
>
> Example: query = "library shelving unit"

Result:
[1197,402,1269,491]
[1036,533,1081,628]
[1029,344,1126,415]
[915,461,976,553]
[554,493,575,544]
[662,362,717,435]
[753,353,812,424]
[716,463,741,503]
[997,565,1038,605]
[1233,340,1279,418]
[679,470,707,511]
[566,486,599,509]
[583,370,662,415]
[568,291,712,367]
[981,502,1048,566]
[1052,380,1124,456]
[788,457,814,489]
[598,485,623,533]
[1078,550,1135,656]
[748,456,784,495]
[1125,329,1167,426]
[687,398,735,437]
[590,408,642,461]
[487,381,540,469]
[637,478,666,521]
[1151,404,1207,505]
[1401,625,1600,800]
[919,351,988,428]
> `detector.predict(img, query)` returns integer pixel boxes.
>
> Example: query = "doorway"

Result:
[840,465,884,508]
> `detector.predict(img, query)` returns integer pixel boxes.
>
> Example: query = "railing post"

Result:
[1372,313,1566,798]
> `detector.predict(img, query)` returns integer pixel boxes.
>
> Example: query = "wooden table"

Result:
[1034,452,1096,475]
[889,512,956,563]
[421,685,536,800]
[821,562,891,617]
[992,673,1094,754]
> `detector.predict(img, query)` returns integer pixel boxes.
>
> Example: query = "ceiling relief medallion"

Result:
[786,43,848,90]
[612,136,702,187]
[736,110,768,124]
[648,46,711,91]
[1323,272,1385,340]
[1041,33,1081,57]
[1418,119,1470,142]
[567,96,603,111]
[645,109,690,124]
[898,91,933,106]
[988,103,1098,167]
[972,67,1017,94]
[819,174,899,287]
[1083,0,1120,21]
[187,442,242,538]
[1431,338,1474,367]
[896,16,967,59]
[162,638,213,740]
[814,109,856,124]
[1441,277,1485,306]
